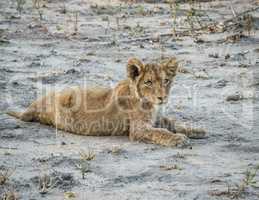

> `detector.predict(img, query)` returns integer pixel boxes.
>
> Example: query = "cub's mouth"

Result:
[140,96,168,105]
[157,97,168,105]
[157,101,167,105]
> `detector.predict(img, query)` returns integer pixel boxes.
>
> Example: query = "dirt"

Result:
[0,0,259,199]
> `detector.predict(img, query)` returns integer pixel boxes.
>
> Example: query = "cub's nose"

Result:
[157,96,167,104]
[157,97,165,104]
[157,97,163,102]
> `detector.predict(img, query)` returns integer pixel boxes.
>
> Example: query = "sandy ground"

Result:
[0,0,259,199]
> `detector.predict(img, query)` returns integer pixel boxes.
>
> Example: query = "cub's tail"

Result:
[6,111,22,119]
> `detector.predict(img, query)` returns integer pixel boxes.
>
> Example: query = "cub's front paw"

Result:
[164,133,190,147]
[188,128,207,139]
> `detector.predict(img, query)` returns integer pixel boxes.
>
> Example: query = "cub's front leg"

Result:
[155,117,206,139]
[129,121,189,147]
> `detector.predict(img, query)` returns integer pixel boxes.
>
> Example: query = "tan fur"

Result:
[7,58,206,147]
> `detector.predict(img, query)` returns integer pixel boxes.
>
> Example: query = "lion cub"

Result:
[8,58,206,147]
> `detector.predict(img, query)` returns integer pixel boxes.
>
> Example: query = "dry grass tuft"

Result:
[16,0,26,15]
[0,168,15,185]
[160,164,183,171]
[175,152,186,159]
[108,146,124,155]
[230,166,259,199]
[209,165,259,199]
[79,149,95,161]
[76,149,95,179]
[64,191,76,199]
[1,191,18,200]
[38,174,53,194]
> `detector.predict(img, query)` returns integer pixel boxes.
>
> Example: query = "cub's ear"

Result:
[127,58,144,81]
[162,57,179,76]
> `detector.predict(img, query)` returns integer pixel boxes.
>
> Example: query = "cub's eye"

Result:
[164,79,170,85]
[144,80,152,87]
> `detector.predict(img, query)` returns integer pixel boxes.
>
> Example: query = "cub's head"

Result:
[127,57,178,105]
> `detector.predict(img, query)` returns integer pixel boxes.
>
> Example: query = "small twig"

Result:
[0,146,18,150]
[30,140,56,146]
[224,6,259,24]
[230,1,237,17]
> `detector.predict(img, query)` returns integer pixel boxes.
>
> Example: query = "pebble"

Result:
[226,93,243,101]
